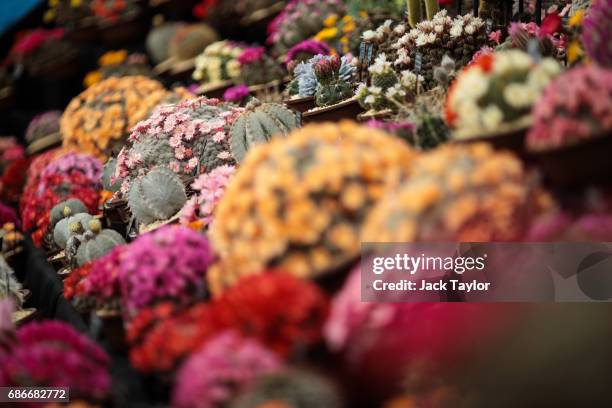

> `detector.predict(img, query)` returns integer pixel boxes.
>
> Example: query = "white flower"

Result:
[416,34,428,47]
[434,24,444,33]
[426,33,437,44]
[455,68,487,100]
[481,105,504,130]
[226,59,241,79]
[364,95,376,105]
[369,86,382,95]
[503,83,530,109]
[362,30,376,41]
[400,70,418,89]
[539,58,561,77]
[450,24,463,38]
[465,24,475,35]
[394,24,406,35]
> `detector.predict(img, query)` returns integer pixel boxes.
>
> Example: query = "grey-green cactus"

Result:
[50,199,89,230]
[0,256,24,307]
[407,0,440,28]
[410,113,449,150]
[128,167,188,225]
[53,213,94,249]
[102,158,121,193]
[315,81,354,107]
[230,99,300,162]
[146,22,180,64]
[75,219,126,267]
[65,221,86,265]
[169,24,219,62]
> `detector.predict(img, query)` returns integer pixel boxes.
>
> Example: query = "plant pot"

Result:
[357,109,393,122]
[248,79,286,103]
[103,197,132,237]
[196,81,233,100]
[284,96,315,114]
[97,309,127,352]
[302,98,364,124]
[453,127,529,161]
[99,13,148,47]
[47,250,68,273]
[530,133,612,189]
[154,58,196,85]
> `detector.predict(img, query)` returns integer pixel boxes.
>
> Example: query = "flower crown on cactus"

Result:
[582,0,612,68]
[236,47,284,86]
[192,41,245,84]
[0,257,24,307]
[81,244,125,312]
[115,97,244,194]
[25,111,61,143]
[43,0,93,26]
[445,50,562,139]
[362,143,542,242]
[209,121,416,289]
[61,76,187,160]
[288,54,356,98]
[527,66,612,152]
[267,0,346,56]
[285,39,331,68]
[90,0,141,23]
[39,152,103,189]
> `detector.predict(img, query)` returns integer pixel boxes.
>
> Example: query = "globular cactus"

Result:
[53,213,94,249]
[146,22,180,64]
[290,55,356,98]
[410,113,449,150]
[65,221,87,265]
[128,167,188,226]
[362,143,541,242]
[237,47,285,86]
[75,219,125,266]
[50,199,89,230]
[527,66,612,152]
[168,24,219,62]
[25,111,61,144]
[582,0,612,68]
[313,55,354,107]
[102,158,121,193]
[0,256,24,307]
[231,369,343,408]
[209,122,416,289]
[230,99,300,163]
[407,0,440,28]
[115,97,244,193]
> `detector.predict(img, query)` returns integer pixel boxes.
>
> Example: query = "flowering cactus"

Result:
[445,50,561,139]
[172,332,282,408]
[236,47,284,86]
[118,225,214,317]
[527,66,612,152]
[209,122,416,288]
[362,143,540,242]
[61,76,189,160]
[192,41,245,84]
[285,39,331,67]
[582,0,612,68]
[115,97,243,194]
[288,54,356,99]
[25,111,61,143]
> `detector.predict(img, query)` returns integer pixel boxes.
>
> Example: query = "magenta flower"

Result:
[238,47,265,66]
[285,39,331,66]
[172,331,282,408]
[223,85,250,103]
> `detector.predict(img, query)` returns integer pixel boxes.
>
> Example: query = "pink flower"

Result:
[238,47,265,66]
[489,30,502,44]
[212,131,226,143]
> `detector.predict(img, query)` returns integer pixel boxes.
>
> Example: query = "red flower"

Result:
[540,12,562,37]
[64,263,93,301]
[193,0,218,19]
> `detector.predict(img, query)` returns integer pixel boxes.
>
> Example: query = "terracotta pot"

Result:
[302,98,364,124]
[530,133,612,189]
[284,96,315,114]
[97,310,127,352]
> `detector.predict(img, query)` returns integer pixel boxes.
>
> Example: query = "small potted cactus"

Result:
[235,47,286,102]
[193,41,246,99]
[75,219,125,266]
[526,66,612,187]
[300,55,362,123]
[24,111,62,155]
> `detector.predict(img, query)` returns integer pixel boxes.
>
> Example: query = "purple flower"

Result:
[237,47,265,66]
[172,331,282,408]
[223,85,250,103]
[285,39,331,66]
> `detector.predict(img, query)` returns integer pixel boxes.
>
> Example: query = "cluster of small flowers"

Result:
[172,331,282,408]
[179,164,236,228]
[0,321,110,399]
[285,39,331,67]
[81,245,125,311]
[38,152,102,191]
[193,41,244,83]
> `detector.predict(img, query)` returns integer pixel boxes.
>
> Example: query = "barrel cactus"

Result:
[115,97,244,193]
[209,122,416,291]
[229,99,300,163]
[362,143,540,242]
[101,158,121,193]
[127,167,188,226]
[168,24,219,62]
[53,212,94,249]
[582,0,612,68]
[75,219,125,266]
[25,111,61,144]
[146,22,180,64]
[0,257,23,306]
[60,76,185,160]
[313,55,354,107]
[50,199,89,230]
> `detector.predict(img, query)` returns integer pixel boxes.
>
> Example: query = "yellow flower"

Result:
[323,13,338,27]
[314,27,339,42]
[49,0,59,6]
[43,9,56,23]
[99,50,127,66]
[343,20,356,33]
[567,40,583,64]
[83,71,103,88]
[71,0,82,7]
[569,10,584,27]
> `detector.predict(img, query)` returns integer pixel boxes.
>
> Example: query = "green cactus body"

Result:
[128,167,188,225]
[50,199,89,230]
[315,81,353,107]
[53,213,94,249]
[413,114,449,150]
[230,99,300,162]
[371,69,399,89]
[75,219,125,266]
[102,158,121,193]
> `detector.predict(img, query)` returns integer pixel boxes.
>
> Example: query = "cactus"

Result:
[362,143,539,242]
[231,369,342,408]
[101,158,121,193]
[230,99,300,163]
[168,24,219,62]
[146,22,180,64]
[290,55,356,98]
[192,41,245,84]
[313,55,354,107]
[209,122,416,288]
[0,256,24,307]
[53,213,94,249]
[582,0,612,68]
[25,111,61,143]
[128,167,188,225]
[527,66,612,152]
[50,199,89,229]
[115,97,244,193]
[407,0,440,28]
[237,47,285,86]
[75,219,125,266]
[410,113,449,150]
